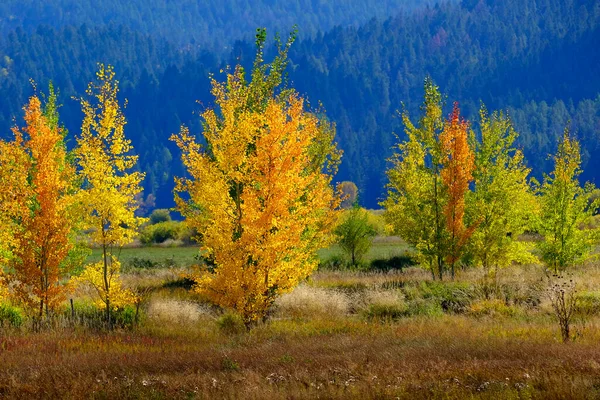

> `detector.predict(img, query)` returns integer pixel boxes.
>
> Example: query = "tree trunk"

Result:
[102,240,111,329]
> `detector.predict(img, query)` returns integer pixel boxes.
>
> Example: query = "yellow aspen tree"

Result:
[172,30,341,327]
[9,93,77,317]
[0,136,30,267]
[74,64,144,326]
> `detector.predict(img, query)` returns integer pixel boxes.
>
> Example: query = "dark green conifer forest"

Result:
[0,0,598,208]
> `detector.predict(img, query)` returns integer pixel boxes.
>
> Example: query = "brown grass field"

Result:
[2,241,600,399]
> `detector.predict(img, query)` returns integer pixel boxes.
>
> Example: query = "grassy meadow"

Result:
[2,239,600,398]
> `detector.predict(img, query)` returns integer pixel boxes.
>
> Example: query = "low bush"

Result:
[124,257,178,271]
[0,303,24,328]
[140,221,194,245]
[140,221,180,244]
[162,277,196,290]
[217,311,246,335]
[497,281,544,308]
[127,257,160,270]
[415,281,477,314]
[405,297,444,317]
[149,209,171,224]
[468,299,518,317]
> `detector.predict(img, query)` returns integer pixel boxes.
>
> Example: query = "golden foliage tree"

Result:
[439,103,477,278]
[74,65,143,325]
[0,134,30,267]
[8,94,77,317]
[172,31,341,326]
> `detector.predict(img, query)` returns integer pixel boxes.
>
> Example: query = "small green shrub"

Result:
[0,304,24,328]
[113,305,138,327]
[414,281,476,314]
[149,209,172,224]
[405,297,444,317]
[140,221,186,244]
[217,311,246,335]
[576,291,600,317]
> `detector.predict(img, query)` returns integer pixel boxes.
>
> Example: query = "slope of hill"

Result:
[0,0,445,49]
[0,0,598,208]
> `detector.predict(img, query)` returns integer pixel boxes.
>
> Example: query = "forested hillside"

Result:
[0,0,443,49]
[0,0,598,208]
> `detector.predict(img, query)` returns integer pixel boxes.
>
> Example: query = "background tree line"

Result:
[0,0,598,209]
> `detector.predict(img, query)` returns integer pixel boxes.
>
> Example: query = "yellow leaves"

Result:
[73,257,136,310]
[75,64,146,249]
[73,64,144,322]
[0,272,8,303]
[172,63,340,324]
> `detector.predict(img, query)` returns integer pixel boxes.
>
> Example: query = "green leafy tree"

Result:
[383,79,449,279]
[149,209,171,224]
[537,130,599,273]
[335,205,378,266]
[466,106,538,277]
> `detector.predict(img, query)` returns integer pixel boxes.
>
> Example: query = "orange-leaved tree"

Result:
[74,65,144,326]
[0,126,32,303]
[8,92,78,317]
[172,30,341,327]
[439,103,477,279]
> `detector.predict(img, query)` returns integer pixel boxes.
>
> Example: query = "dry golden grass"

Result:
[4,256,600,398]
[274,285,351,319]
[146,298,214,325]
[2,316,600,398]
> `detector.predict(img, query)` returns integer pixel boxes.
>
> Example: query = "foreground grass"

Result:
[5,242,600,398]
[2,315,600,399]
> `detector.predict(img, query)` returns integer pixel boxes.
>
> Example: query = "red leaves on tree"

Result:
[440,103,476,268]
